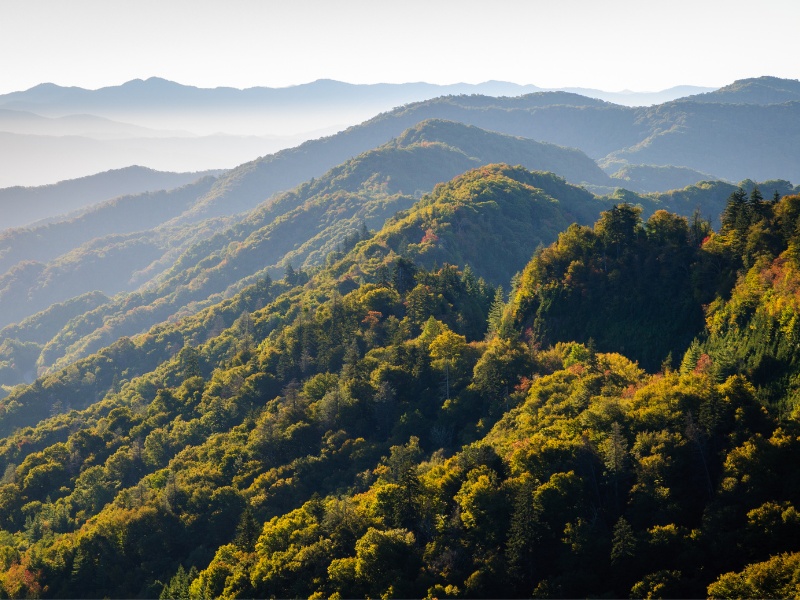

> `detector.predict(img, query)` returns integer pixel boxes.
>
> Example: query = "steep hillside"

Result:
[509,205,706,371]
[0,163,625,429]
[0,149,787,396]
[605,100,800,182]
[687,192,800,405]
[340,165,606,287]
[0,123,613,385]
[1,180,800,598]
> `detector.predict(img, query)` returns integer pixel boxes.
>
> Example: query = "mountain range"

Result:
[0,153,800,597]
[1,71,800,599]
[0,114,794,399]
[2,75,795,188]
[62,76,792,230]
[0,76,799,393]
[0,166,222,230]
[0,78,716,126]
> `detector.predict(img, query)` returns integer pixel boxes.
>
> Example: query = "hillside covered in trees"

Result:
[0,161,799,598]
[0,129,791,398]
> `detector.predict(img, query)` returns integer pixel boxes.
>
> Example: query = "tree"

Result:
[159,565,197,600]
[429,329,467,400]
[234,311,254,352]
[392,257,417,294]
[235,505,260,552]
[506,478,541,591]
[680,340,702,374]
[178,346,202,380]
[284,262,298,285]
[595,204,642,261]
[353,527,419,597]
[601,422,628,510]
[611,517,636,565]
[486,286,505,339]
[721,187,749,235]
[471,337,531,412]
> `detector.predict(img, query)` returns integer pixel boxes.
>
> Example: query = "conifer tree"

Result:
[235,506,259,552]
[487,286,505,338]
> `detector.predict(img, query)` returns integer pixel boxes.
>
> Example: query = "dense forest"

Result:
[0,160,799,598]
[1,127,792,399]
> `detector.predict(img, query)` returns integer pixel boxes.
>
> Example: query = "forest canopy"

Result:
[0,167,799,598]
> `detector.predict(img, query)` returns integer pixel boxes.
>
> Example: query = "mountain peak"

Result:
[682,75,800,105]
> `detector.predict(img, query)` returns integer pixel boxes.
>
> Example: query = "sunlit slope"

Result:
[0,122,613,384]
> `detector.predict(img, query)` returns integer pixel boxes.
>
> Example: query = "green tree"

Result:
[595,204,642,261]
[429,329,467,400]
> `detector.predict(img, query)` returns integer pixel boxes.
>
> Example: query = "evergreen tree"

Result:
[235,506,259,552]
[487,286,505,338]
[721,187,749,234]
[284,262,298,285]
[680,339,702,374]
[159,565,197,600]
[506,479,540,593]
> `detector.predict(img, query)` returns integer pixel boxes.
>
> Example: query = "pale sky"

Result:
[1,0,797,94]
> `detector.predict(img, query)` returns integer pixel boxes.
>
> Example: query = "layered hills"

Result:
[170,79,800,225]
[0,111,793,394]
[0,78,715,187]
[1,76,800,599]
[0,162,799,598]
[0,78,714,133]
[0,166,222,229]
[0,121,615,391]
[0,116,793,396]
[683,75,800,105]
[2,76,798,192]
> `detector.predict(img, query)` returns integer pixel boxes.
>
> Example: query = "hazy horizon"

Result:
[2,0,796,187]
[2,76,718,96]
[1,0,796,95]
[0,77,721,188]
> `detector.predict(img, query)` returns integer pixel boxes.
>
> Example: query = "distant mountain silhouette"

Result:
[0,78,715,117]
[681,76,800,104]
[608,164,719,193]
[0,166,222,229]
[160,88,800,224]
[562,84,715,105]
[0,108,183,137]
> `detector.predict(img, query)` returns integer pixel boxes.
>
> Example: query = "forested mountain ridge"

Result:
[162,98,616,226]
[339,165,606,286]
[0,122,615,391]
[606,164,718,194]
[0,142,790,397]
[144,81,800,225]
[600,100,800,182]
[4,80,798,348]
[0,163,603,430]
[681,75,800,105]
[246,86,800,185]
[0,159,799,597]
